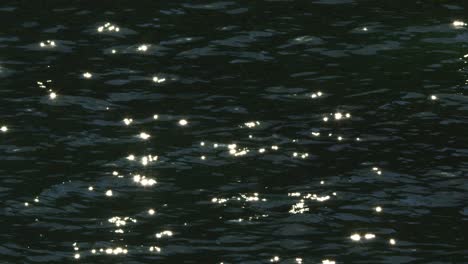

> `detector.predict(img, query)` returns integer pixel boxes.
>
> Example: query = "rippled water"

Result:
[1,1,467,263]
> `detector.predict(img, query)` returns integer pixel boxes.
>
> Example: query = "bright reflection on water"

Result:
[1,1,464,263]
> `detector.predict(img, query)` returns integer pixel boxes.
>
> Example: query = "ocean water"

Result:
[0,1,467,263]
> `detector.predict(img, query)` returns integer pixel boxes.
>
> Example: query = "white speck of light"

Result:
[127,154,135,160]
[312,132,320,136]
[153,76,166,83]
[153,114,159,120]
[363,27,368,31]
[346,113,351,118]
[123,118,133,126]
[311,93,317,98]
[453,20,467,27]
[228,144,237,150]
[334,112,343,120]
[91,249,96,254]
[430,95,438,100]
[350,233,361,241]
[296,258,303,264]
[270,256,280,262]
[149,246,161,252]
[244,121,259,128]
[111,49,116,54]
[105,190,113,196]
[49,92,57,100]
[259,148,266,153]
[356,137,361,141]
[139,132,151,140]
[148,209,155,215]
[323,117,329,122]
[179,119,188,126]
[74,253,80,259]
[271,145,279,150]
[88,186,93,191]
[375,206,382,212]
[1,126,7,132]
[34,197,39,203]
[155,230,173,238]
[24,202,29,206]
[322,260,336,264]
[83,72,92,79]
[390,238,396,245]
[365,233,376,239]
[338,136,343,141]
[112,171,119,176]
[201,155,206,160]
[138,45,148,52]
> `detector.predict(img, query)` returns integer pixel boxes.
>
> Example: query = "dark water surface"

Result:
[1,1,467,263]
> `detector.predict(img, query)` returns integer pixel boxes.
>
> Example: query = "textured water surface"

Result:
[1,1,467,263]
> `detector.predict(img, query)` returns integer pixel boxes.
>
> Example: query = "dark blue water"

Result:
[1,1,467,263]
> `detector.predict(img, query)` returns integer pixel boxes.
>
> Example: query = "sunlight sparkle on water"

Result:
[97,22,120,32]
[375,206,382,212]
[123,118,133,126]
[153,76,166,83]
[40,40,56,48]
[49,92,57,99]
[311,91,323,98]
[74,253,80,259]
[179,119,188,126]
[364,233,376,239]
[453,20,467,27]
[139,132,151,140]
[244,121,260,128]
[82,72,92,79]
[390,238,396,245]
[350,233,361,241]
[149,246,161,252]
[133,174,157,186]
[156,230,173,238]
[322,260,336,264]
[430,95,438,100]
[105,190,113,196]
[148,209,155,215]
[1,126,7,132]
[138,45,148,52]
[270,256,280,262]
